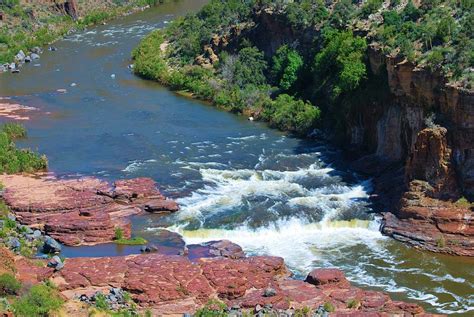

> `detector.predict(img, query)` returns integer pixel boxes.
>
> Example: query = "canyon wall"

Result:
[219,8,474,255]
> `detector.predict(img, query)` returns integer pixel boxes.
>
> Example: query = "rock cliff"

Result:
[212,8,474,256]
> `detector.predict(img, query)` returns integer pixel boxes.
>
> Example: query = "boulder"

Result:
[30,53,40,60]
[144,199,179,213]
[48,255,64,271]
[15,50,25,62]
[204,240,245,259]
[305,268,349,288]
[42,236,62,254]
[7,237,20,251]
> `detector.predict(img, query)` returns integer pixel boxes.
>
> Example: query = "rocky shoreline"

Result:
[0,172,445,315]
[1,239,435,316]
[0,174,178,246]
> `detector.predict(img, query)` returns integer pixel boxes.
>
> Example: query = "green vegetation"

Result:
[114,237,147,245]
[0,273,21,296]
[313,29,367,99]
[347,298,361,309]
[455,196,473,208]
[436,235,447,248]
[113,227,147,245]
[133,0,472,136]
[271,45,304,92]
[0,123,47,174]
[12,283,64,317]
[1,123,27,139]
[0,0,164,64]
[194,299,227,317]
[323,301,336,312]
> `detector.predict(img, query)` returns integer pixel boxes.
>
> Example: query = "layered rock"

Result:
[381,127,473,256]
[0,174,178,246]
[46,252,429,315]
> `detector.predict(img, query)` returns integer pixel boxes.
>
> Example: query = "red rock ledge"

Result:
[0,174,178,246]
[1,241,438,316]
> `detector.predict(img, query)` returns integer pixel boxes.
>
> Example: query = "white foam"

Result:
[169,218,384,274]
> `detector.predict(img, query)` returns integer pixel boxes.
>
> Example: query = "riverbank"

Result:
[0,0,161,68]
[0,241,432,316]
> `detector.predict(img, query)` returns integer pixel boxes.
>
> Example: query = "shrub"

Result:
[1,123,27,139]
[271,45,304,91]
[114,227,124,240]
[13,284,63,316]
[263,94,320,135]
[323,302,336,312]
[195,299,227,317]
[0,273,21,296]
[94,293,109,310]
[347,299,360,309]
[0,125,47,174]
[132,30,169,82]
[313,29,367,99]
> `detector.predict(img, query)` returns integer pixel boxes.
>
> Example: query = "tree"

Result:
[226,47,268,88]
[313,29,367,99]
[271,45,304,91]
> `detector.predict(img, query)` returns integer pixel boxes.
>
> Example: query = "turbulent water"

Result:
[0,1,472,315]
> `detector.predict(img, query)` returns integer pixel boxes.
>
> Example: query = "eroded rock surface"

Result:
[382,127,474,256]
[0,174,178,246]
[48,253,429,316]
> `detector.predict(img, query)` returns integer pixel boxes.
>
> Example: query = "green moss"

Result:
[114,237,147,245]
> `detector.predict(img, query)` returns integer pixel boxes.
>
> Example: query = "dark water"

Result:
[0,1,472,315]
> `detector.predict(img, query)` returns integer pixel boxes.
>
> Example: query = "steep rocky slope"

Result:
[233,8,474,256]
[134,0,473,256]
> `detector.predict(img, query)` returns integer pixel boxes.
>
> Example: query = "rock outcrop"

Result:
[0,174,178,246]
[45,251,429,315]
[381,126,473,256]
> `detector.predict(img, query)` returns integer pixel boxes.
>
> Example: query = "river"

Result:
[0,1,472,315]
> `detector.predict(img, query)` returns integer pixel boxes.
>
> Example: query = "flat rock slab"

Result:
[382,181,474,256]
[0,174,179,246]
[48,253,430,316]
[0,101,37,120]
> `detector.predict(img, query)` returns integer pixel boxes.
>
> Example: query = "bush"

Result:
[313,29,367,99]
[132,30,169,81]
[0,124,47,174]
[271,45,304,91]
[114,227,124,240]
[323,301,336,312]
[263,94,320,135]
[13,284,63,316]
[195,299,227,317]
[0,273,21,296]
[1,123,27,139]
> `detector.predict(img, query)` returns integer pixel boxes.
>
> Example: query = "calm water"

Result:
[0,1,472,315]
